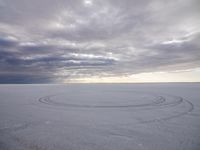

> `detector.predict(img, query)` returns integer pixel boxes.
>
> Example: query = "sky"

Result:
[0,0,200,83]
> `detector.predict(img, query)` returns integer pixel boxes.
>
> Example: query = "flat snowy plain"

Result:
[0,83,200,150]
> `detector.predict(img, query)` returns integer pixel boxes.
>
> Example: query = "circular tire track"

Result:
[38,95,165,108]
[140,97,194,123]
[38,91,194,123]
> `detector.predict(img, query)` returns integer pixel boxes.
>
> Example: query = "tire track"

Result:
[139,97,194,124]
[38,95,165,108]
[38,92,194,123]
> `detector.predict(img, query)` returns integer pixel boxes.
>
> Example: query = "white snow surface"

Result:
[0,83,200,150]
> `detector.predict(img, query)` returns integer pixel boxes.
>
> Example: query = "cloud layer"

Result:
[0,0,200,83]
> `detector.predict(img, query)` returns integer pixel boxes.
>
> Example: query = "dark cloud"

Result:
[0,37,18,48]
[0,74,54,84]
[0,0,199,83]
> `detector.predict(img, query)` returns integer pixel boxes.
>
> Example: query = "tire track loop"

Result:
[38,95,165,108]
[140,97,194,124]
[38,92,194,123]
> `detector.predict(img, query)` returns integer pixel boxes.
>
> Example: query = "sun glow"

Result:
[83,0,93,6]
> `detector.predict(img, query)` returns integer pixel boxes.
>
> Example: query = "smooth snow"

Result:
[0,83,200,150]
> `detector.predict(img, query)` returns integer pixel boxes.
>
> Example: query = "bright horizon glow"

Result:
[64,68,200,83]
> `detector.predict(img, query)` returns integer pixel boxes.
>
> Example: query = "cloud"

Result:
[0,36,18,48]
[0,0,200,83]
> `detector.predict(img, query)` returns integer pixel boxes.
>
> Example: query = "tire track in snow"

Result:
[38,95,165,108]
[139,97,194,123]
[38,91,194,123]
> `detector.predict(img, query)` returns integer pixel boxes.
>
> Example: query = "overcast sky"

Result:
[0,0,200,83]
